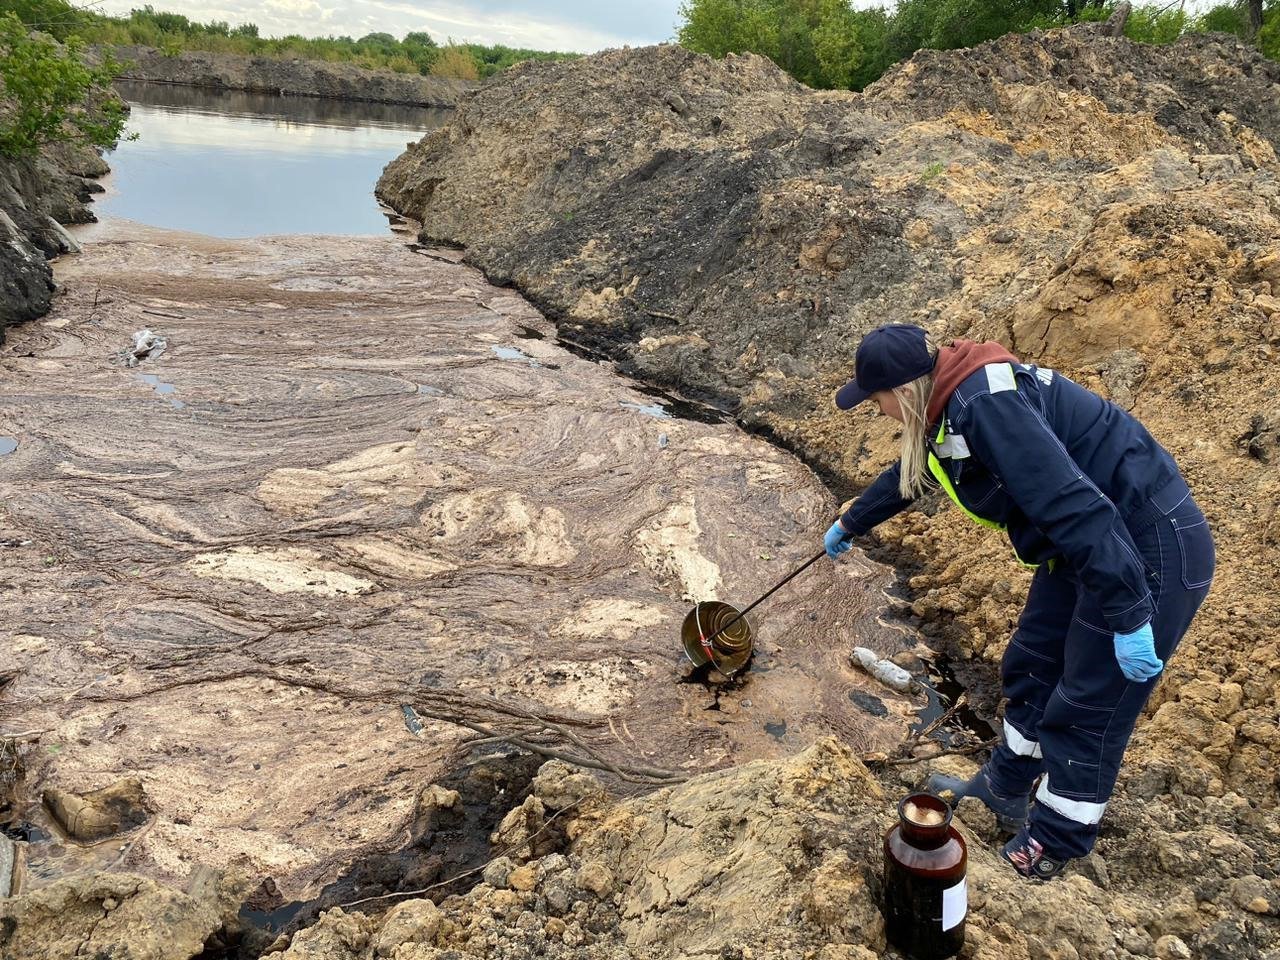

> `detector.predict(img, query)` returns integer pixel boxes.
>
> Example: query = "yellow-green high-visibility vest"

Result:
[926,369,1045,569]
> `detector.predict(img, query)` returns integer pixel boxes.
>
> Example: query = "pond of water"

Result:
[96,81,449,237]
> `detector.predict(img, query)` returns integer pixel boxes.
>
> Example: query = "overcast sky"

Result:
[94,0,694,52]
[92,0,1231,54]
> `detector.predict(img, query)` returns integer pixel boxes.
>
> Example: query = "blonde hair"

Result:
[893,336,941,500]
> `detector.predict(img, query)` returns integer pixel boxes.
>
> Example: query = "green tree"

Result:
[679,0,874,89]
[0,13,130,158]
[677,0,780,58]
[1199,4,1247,34]
[812,1,864,88]
[1124,3,1189,43]
[0,0,89,40]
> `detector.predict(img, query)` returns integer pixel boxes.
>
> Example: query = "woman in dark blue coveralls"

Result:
[824,324,1215,880]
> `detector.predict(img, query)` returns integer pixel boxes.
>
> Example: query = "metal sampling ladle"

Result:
[683,549,826,676]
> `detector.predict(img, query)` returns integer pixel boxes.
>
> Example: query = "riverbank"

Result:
[0,140,108,336]
[97,46,477,108]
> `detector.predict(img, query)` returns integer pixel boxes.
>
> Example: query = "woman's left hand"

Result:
[824,520,854,559]
[1113,623,1163,682]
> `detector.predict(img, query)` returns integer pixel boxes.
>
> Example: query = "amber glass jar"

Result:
[882,791,967,960]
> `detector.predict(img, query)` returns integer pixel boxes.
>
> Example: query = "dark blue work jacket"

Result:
[840,362,1191,634]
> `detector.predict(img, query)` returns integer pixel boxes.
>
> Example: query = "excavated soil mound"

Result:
[20,742,1262,959]
[376,27,1280,831]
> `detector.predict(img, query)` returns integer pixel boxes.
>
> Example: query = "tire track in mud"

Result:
[0,222,920,898]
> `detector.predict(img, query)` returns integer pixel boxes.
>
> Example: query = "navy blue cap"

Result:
[835,324,934,410]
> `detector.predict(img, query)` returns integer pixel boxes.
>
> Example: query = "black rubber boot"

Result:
[925,768,1029,834]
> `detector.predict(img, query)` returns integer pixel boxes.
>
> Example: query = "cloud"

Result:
[93,0,684,52]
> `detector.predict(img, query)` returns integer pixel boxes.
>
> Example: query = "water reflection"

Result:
[96,81,449,237]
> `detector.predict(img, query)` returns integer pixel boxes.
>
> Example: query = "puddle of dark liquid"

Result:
[491,345,531,362]
[400,704,425,737]
[848,690,889,717]
[630,384,730,425]
[240,899,307,934]
[0,437,17,455]
[2,820,50,843]
[619,399,672,419]
[135,373,186,410]
[912,657,996,746]
[764,720,787,740]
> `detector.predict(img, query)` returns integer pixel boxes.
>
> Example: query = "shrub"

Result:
[0,13,130,158]
[429,45,480,80]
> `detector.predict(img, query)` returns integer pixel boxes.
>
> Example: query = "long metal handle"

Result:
[699,549,827,648]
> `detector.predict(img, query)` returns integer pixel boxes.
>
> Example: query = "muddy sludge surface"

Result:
[0,222,920,900]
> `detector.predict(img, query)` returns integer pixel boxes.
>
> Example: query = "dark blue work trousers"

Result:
[987,493,1215,859]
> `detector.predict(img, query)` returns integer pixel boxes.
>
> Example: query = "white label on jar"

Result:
[942,878,967,931]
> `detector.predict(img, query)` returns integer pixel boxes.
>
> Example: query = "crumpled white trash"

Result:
[851,646,913,692]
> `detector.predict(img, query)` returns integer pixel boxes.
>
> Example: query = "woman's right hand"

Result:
[824,520,854,559]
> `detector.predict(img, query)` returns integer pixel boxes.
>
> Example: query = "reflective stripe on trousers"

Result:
[988,495,1214,859]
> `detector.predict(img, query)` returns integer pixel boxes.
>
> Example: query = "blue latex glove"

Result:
[824,520,854,560]
[1113,623,1163,682]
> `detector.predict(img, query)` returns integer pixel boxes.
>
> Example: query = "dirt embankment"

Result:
[374,27,1280,957]
[0,140,109,335]
[8,739,1276,959]
[99,46,477,108]
[376,27,1280,808]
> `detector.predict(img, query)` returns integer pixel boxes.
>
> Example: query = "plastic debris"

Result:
[401,704,425,738]
[851,646,913,692]
[120,329,168,367]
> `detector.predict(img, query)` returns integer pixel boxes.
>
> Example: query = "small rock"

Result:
[1253,293,1280,316]
[374,898,440,958]
[1155,935,1192,960]
[483,856,515,889]
[43,778,150,842]
[575,862,615,898]
[543,876,574,915]
[532,760,602,812]
[1122,928,1156,957]
[508,865,538,892]
[410,783,463,846]
[1229,874,1273,913]
[545,917,567,938]
[991,227,1017,243]
[538,853,570,877]
[490,795,552,862]
[1076,852,1110,889]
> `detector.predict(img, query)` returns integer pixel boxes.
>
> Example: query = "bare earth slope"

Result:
[377,28,1280,817]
